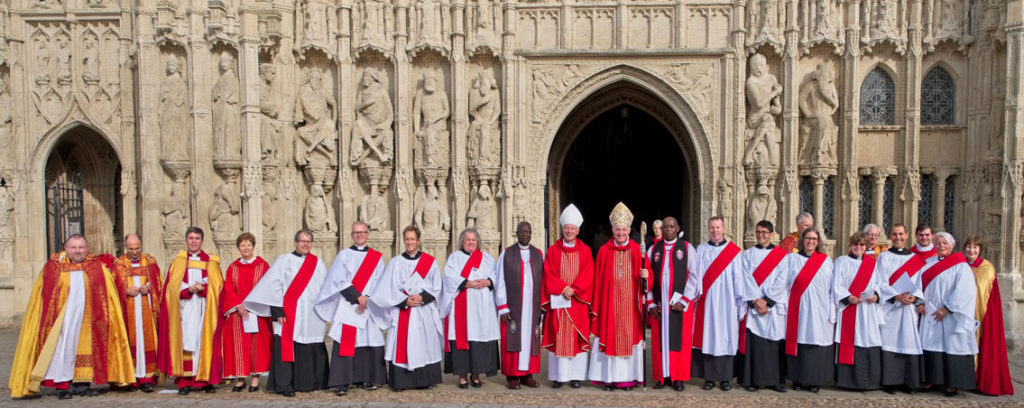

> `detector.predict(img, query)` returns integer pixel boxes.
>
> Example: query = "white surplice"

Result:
[315,246,387,348]
[740,245,789,341]
[131,261,148,378]
[440,250,501,343]
[692,240,745,356]
[243,253,328,344]
[494,244,540,372]
[920,257,978,355]
[43,267,86,383]
[832,255,883,348]
[644,239,699,374]
[782,253,835,346]
[875,249,925,355]
[180,252,207,354]
[372,252,444,370]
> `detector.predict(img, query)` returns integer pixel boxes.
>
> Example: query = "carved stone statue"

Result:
[350,69,393,168]
[304,184,337,233]
[466,184,496,236]
[415,184,450,238]
[936,0,965,40]
[798,62,839,167]
[56,34,71,84]
[212,52,241,163]
[473,0,497,47]
[303,0,327,43]
[360,0,391,46]
[413,71,450,168]
[743,54,782,168]
[259,63,281,162]
[749,0,781,48]
[359,185,388,231]
[0,182,15,236]
[208,183,239,234]
[160,56,189,162]
[746,184,777,233]
[468,70,500,167]
[0,78,11,161]
[415,0,443,44]
[864,0,901,46]
[81,34,100,84]
[717,178,733,227]
[34,38,50,83]
[295,69,337,168]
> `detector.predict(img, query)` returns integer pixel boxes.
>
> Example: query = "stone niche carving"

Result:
[798,61,839,167]
[862,0,906,53]
[30,26,71,127]
[299,0,333,47]
[208,182,240,238]
[798,0,842,52]
[259,63,281,164]
[746,183,777,236]
[160,52,189,162]
[743,54,781,169]
[410,0,449,53]
[295,67,337,170]
[304,183,336,233]
[413,70,450,170]
[0,175,17,240]
[467,183,497,238]
[0,75,11,165]
[212,51,242,164]
[350,67,394,170]
[468,0,501,53]
[747,0,784,53]
[356,0,393,53]
[468,69,501,168]
[925,0,970,50]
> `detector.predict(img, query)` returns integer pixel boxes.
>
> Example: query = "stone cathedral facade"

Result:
[0,0,1023,345]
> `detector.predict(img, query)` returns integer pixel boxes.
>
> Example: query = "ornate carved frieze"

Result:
[798,61,839,167]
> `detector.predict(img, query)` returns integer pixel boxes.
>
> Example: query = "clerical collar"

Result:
[402,251,422,260]
[967,257,983,268]
[189,251,201,258]
[350,245,368,252]
[239,257,255,264]
[888,247,911,255]
[915,243,934,251]
[799,251,813,258]
[663,238,677,245]
[461,249,473,255]
[562,239,576,247]
[847,254,862,260]
[755,243,775,249]
[707,239,725,247]
[614,240,628,248]
[518,244,530,250]
[292,251,305,257]
[130,257,141,263]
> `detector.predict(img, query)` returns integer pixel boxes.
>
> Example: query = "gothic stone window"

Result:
[921,67,955,125]
[883,177,895,232]
[858,175,873,229]
[918,174,934,228]
[860,67,896,126]
[944,176,956,234]
[824,177,835,239]
[799,177,813,218]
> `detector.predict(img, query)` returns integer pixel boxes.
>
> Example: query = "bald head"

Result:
[124,234,143,261]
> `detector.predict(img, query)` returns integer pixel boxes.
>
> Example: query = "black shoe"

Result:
[883,386,897,394]
[58,390,72,400]
[602,384,614,391]
[653,381,666,389]
[248,386,259,392]
[78,388,100,397]
[944,388,958,397]
[702,381,714,390]
[745,385,758,392]
[673,381,685,392]
[900,385,915,394]
[791,383,803,391]
[177,388,190,395]
[769,385,787,393]
[720,382,732,391]
[140,383,156,393]
[457,377,469,389]
[570,380,581,388]
[335,386,348,396]
[232,384,245,392]
[281,391,295,397]
[202,385,215,393]
[362,382,379,391]
[807,386,820,393]
[470,375,482,388]
[551,381,562,388]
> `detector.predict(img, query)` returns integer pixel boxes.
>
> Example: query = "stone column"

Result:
[778,0,800,237]
[729,0,747,242]
[1000,3,1024,285]
[394,0,411,255]
[839,0,862,243]
[870,167,894,228]
[239,6,263,243]
[450,0,468,257]
[932,168,954,230]
[337,1,355,248]
[901,0,924,226]
[811,169,827,238]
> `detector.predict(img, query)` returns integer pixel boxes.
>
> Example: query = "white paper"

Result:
[891,273,916,296]
[859,291,875,301]
[550,295,572,310]
[242,313,259,334]
[333,301,369,327]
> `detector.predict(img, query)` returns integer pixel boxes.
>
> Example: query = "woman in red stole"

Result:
[964,236,1014,396]
[219,232,272,392]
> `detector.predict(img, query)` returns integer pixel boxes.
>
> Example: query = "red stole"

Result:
[447,251,483,352]
[738,246,787,354]
[888,254,926,286]
[338,249,383,357]
[280,254,318,362]
[838,258,876,365]
[396,254,435,365]
[785,252,828,356]
[693,242,741,349]
[922,252,965,290]
[911,245,937,259]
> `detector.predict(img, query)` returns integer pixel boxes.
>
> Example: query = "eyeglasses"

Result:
[296,240,312,244]
[755,230,771,235]
[851,242,866,246]
[352,231,369,235]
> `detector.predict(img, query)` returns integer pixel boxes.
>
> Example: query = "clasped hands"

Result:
[187,281,206,294]
[465,279,490,290]
[846,293,879,305]
[406,294,424,307]
[126,283,152,297]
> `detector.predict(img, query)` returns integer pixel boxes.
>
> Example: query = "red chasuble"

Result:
[785,252,828,356]
[591,240,644,357]
[837,258,876,365]
[971,258,1015,396]
[541,240,594,357]
[338,249,383,356]
[219,258,272,378]
[395,254,436,365]
[692,242,741,349]
[738,246,787,354]
[280,254,318,362]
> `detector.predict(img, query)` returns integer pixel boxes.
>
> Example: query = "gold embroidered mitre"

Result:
[608,202,633,228]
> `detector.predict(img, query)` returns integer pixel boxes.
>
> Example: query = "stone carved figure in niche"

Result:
[304,184,337,233]
[467,184,496,236]
[55,33,71,84]
[262,181,278,234]
[160,56,189,162]
[749,0,781,48]
[295,70,337,168]
[208,183,240,234]
[350,69,394,168]
[0,180,15,236]
[360,0,392,45]
[415,184,450,237]
[412,71,450,168]
[81,33,100,84]
[0,78,11,158]
[415,0,444,44]
[162,182,189,235]
[936,0,965,40]
[746,184,777,233]
[811,0,839,42]
[303,0,327,43]
[468,70,500,167]
[34,38,50,83]
[212,52,241,162]
[864,0,901,46]
[798,62,839,167]
[259,63,281,162]
[717,178,733,227]
[359,185,388,231]
[743,54,782,168]
[473,0,498,47]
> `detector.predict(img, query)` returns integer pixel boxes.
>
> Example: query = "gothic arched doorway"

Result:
[547,81,700,248]
[44,125,122,255]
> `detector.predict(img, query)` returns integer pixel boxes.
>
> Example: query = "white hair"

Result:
[862,224,881,234]
[934,232,955,249]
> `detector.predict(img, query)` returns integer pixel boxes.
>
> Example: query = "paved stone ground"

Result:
[0,328,1021,407]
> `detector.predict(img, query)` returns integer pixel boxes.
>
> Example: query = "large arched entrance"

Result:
[547,81,701,247]
[44,125,122,255]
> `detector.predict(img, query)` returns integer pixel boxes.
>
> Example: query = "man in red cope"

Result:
[778,212,813,253]
[112,234,164,392]
[315,222,388,396]
[494,221,545,389]
[588,202,648,391]
[645,216,697,392]
[243,229,329,397]
[541,204,593,389]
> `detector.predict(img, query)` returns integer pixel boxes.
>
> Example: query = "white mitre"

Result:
[560,204,583,227]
